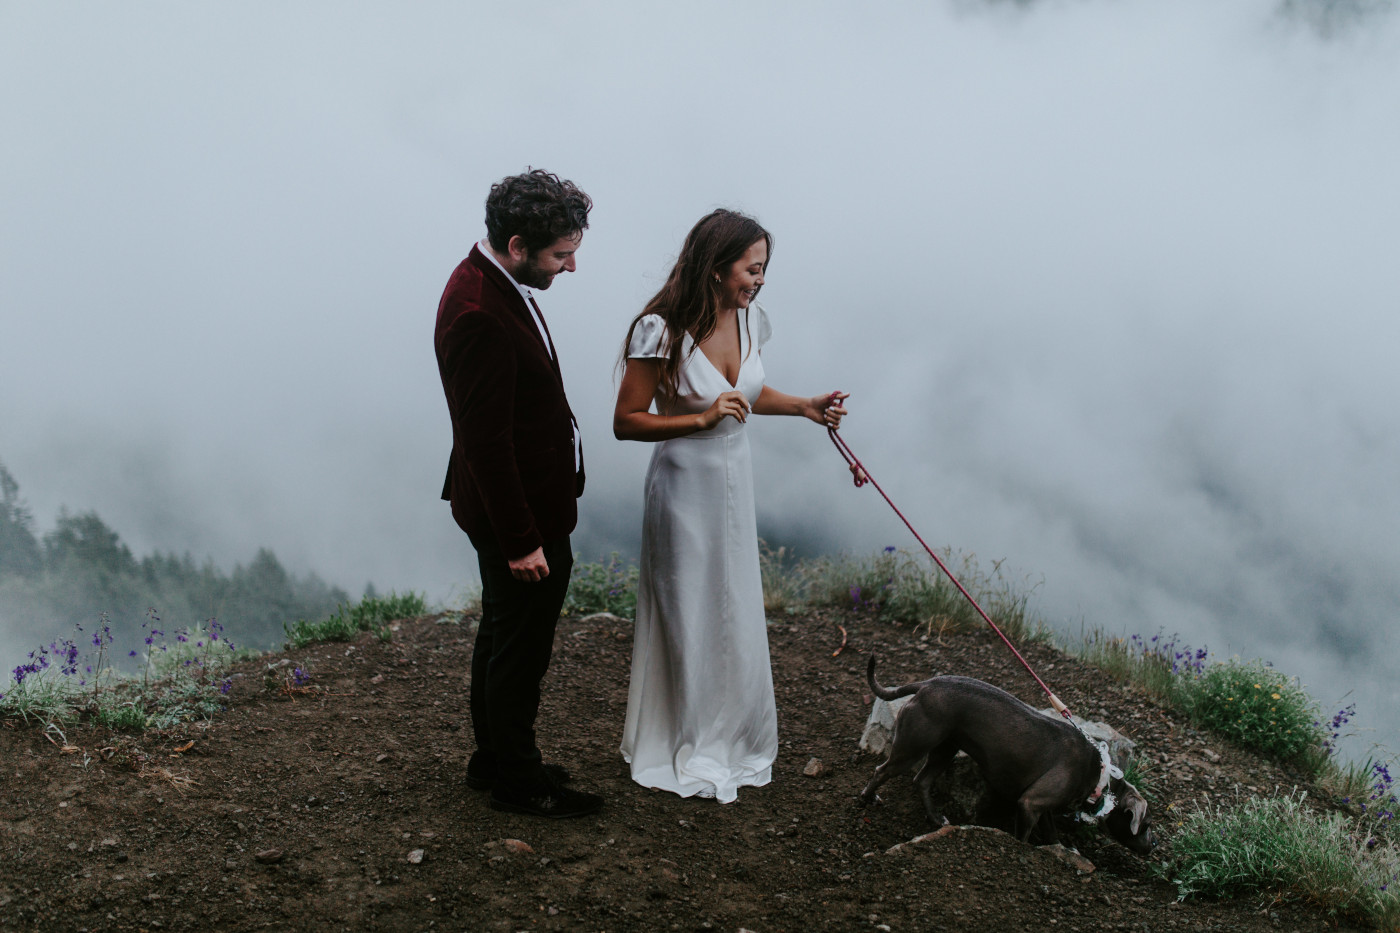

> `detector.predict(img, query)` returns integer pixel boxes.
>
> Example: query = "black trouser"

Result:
[468,533,573,789]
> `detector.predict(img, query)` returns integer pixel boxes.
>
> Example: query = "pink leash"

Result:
[828,424,1074,721]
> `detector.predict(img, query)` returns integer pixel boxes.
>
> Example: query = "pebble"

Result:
[802,757,826,777]
[407,849,424,864]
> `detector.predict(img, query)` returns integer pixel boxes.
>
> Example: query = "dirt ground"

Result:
[0,608,1368,932]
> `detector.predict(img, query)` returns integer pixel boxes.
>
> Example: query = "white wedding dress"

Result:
[620,304,778,802]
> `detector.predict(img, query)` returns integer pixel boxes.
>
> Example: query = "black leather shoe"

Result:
[488,781,603,819]
[466,762,572,792]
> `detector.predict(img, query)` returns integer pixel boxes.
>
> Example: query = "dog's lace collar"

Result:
[1075,739,1123,823]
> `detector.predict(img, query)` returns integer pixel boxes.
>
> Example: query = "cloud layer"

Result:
[3,0,1397,755]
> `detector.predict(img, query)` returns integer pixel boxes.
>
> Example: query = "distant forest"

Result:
[0,459,350,659]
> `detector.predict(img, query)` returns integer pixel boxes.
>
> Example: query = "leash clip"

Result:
[828,426,868,487]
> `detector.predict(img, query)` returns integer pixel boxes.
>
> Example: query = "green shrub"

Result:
[564,553,638,619]
[1177,659,1323,766]
[1163,792,1399,927]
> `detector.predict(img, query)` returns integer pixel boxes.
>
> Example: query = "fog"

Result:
[2,1,1396,757]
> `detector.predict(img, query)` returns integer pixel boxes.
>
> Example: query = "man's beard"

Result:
[515,255,556,290]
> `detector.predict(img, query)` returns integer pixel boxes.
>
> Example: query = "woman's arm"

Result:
[752,386,849,428]
[613,358,753,441]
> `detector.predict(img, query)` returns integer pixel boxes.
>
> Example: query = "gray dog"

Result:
[860,655,1156,854]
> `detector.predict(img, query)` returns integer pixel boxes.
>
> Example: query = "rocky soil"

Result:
[0,608,1367,932]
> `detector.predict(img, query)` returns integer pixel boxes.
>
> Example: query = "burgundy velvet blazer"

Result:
[435,245,584,558]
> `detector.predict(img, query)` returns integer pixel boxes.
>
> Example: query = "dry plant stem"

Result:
[832,624,848,657]
[138,766,199,794]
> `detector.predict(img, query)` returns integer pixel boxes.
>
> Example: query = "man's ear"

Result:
[507,235,531,264]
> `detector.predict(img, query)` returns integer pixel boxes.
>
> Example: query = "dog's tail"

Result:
[867,653,922,702]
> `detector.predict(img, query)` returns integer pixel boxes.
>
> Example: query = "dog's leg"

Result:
[859,727,941,807]
[1012,798,1044,844]
[1014,775,1068,846]
[911,743,958,826]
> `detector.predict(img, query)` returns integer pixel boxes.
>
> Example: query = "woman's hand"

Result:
[805,390,849,429]
[699,390,752,430]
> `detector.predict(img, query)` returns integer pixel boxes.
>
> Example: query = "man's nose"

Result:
[564,254,577,272]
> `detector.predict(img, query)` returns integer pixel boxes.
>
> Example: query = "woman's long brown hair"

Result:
[620,209,773,404]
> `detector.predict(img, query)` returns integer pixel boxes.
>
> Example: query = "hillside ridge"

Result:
[0,609,1365,932]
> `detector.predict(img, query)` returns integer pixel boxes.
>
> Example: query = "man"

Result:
[434,169,602,818]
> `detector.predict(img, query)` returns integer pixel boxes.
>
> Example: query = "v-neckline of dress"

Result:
[690,310,746,390]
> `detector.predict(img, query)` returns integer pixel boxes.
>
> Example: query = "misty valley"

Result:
[0,460,352,662]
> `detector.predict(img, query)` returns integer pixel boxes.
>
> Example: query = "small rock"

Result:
[1040,843,1095,873]
[369,674,384,684]
[1202,748,1220,763]
[860,695,912,756]
[501,839,534,855]
[578,612,627,624]
[99,838,118,848]
[802,757,826,777]
[407,849,424,864]
[254,848,285,864]
[376,753,391,763]
[1039,710,1137,767]
[224,859,237,870]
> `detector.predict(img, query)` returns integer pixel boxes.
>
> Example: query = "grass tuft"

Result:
[758,540,808,614]
[283,591,425,648]
[806,546,1046,644]
[1162,791,1400,927]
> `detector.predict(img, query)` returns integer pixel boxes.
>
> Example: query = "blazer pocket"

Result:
[515,446,562,477]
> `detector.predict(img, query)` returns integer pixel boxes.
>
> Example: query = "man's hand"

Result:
[508,547,550,582]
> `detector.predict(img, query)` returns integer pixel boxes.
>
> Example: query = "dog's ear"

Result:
[1119,782,1148,835]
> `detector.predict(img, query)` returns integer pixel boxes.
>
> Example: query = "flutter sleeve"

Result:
[627,313,669,359]
[753,302,773,350]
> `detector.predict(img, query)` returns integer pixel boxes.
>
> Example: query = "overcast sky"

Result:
[2,0,1397,757]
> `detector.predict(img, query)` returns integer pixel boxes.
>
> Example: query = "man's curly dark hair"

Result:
[484,168,593,253]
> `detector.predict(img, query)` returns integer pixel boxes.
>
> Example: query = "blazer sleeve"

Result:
[440,310,542,557]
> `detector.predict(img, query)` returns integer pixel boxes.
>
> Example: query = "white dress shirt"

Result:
[478,240,581,469]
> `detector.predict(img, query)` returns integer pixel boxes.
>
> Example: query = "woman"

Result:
[613,209,848,802]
